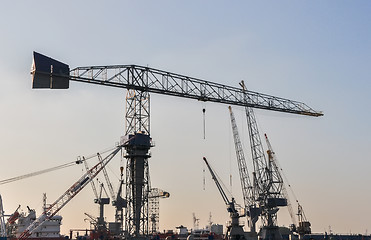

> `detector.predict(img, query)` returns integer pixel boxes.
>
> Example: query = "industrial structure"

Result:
[264,134,312,237]
[17,145,125,240]
[227,80,288,240]
[0,195,6,239]
[202,157,246,240]
[148,188,170,234]
[28,51,323,240]
[228,106,259,235]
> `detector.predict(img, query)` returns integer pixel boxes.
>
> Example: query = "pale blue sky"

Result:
[0,0,370,235]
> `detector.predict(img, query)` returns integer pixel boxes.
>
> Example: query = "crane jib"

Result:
[31,52,323,117]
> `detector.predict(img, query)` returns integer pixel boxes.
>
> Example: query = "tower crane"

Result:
[240,81,287,240]
[228,106,259,234]
[148,188,170,234]
[30,52,322,239]
[203,157,246,240]
[17,143,127,240]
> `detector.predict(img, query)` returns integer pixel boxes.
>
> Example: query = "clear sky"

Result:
[0,0,370,236]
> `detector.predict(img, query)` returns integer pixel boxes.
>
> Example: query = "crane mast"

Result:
[30,52,323,239]
[228,106,259,234]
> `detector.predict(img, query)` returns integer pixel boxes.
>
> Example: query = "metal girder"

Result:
[68,65,323,117]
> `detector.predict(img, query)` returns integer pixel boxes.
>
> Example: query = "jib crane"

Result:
[30,52,322,239]
[228,106,259,234]
[297,204,311,235]
[240,81,287,240]
[264,134,311,236]
[203,157,246,240]
[17,143,126,240]
[83,152,126,235]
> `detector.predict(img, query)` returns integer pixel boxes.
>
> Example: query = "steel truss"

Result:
[69,65,322,117]
[30,52,323,240]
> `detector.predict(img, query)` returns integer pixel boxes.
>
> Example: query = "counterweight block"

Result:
[31,52,69,89]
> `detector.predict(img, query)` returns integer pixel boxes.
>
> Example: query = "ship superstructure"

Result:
[14,207,63,239]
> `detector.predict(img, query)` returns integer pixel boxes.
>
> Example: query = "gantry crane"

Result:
[203,157,246,240]
[228,106,259,235]
[30,52,322,239]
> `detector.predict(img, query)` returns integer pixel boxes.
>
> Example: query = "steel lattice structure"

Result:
[69,65,322,118]
[30,52,323,240]
[18,145,124,240]
[148,188,170,234]
[228,106,258,233]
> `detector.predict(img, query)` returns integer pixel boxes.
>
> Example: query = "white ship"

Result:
[14,206,63,239]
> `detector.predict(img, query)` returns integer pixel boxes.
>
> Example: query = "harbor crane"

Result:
[228,106,259,235]
[30,52,322,239]
[264,134,311,236]
[203,157,246,240]
[81,155,110,232]
[240,81,287,240]
[17,143,126,240]
[82,152,127,236]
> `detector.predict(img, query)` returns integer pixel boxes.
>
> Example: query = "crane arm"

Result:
[17,144,125,240]
[148,188,170,199]
[31,52,323,117]
[265,138,296,226]
[81,156,99,200]
[228,106,254,207]
[97,153,116,201]
[229,106,260,233]
[202,157,230,206]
